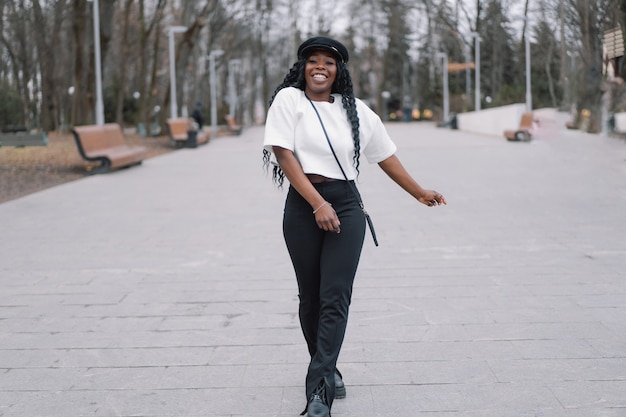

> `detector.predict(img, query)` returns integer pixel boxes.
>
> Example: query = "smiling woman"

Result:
[303,51,337,102]
[261,36,446,417]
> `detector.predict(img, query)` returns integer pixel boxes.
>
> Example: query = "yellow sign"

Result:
[447,62,475,73]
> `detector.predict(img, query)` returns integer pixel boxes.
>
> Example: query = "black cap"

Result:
[297,36,349,64]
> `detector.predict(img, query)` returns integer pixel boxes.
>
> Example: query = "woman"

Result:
[263,36,446,417]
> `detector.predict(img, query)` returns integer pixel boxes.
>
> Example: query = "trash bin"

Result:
[186,130,198,148]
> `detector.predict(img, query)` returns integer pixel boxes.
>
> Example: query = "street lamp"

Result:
[513,16,532,112]
[464,44,471,109]
[209,49,224,140]
[167,25,187,119]
[64,86,75,129]
[87,0,104,125]
[524,34,532,112]
[436,52,449,124]
[381,91,391,121]
[565,50,575,110]
[470,32,481,111]
[228,59,241,118]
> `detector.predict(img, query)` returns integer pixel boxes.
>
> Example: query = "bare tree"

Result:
[70,0,91,125]
[136,0,166,130]
[32,0,66,131]
[564,0,619,132]
[113,0,135,125]
[381,0,411,111]
[0,0,622,133]
[1,1,36,127]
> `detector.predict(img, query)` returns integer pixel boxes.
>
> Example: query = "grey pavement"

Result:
[1,116,625,417]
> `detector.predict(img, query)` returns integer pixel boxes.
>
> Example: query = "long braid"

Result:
[336,63,361,176]
[263,57,362,187]
[263,60,306,187]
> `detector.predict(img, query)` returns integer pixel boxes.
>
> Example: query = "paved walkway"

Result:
[1,117,625,417]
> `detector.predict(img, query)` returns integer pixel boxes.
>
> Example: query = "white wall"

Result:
[457,104,526,137]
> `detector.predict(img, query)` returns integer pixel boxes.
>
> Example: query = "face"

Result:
[304,50,338,99]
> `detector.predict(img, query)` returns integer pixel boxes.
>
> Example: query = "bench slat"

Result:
[72,123,147,174]
[225,115,242,135]
[166,118,209,148]
[504,112,534,142]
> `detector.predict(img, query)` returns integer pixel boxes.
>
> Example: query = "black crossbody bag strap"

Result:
[306,96,379,246]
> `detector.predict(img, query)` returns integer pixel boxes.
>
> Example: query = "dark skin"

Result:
[273,50,446,234]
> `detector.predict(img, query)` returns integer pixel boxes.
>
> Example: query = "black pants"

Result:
[283,181,366,408]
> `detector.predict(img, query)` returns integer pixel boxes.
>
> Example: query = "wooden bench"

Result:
[224,115,242,135]
[0,131,47,147]
[71,123,148,174]
[166,118,209,148]
[504,112,534,142]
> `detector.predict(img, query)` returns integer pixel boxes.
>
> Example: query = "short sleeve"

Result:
[263,88,300,153]
[357,100,397,163]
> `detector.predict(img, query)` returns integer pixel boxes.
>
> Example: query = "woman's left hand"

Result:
[377,155,447,208]
[418,190,447,207]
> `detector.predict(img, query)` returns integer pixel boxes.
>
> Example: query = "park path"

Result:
[1,118,625,416]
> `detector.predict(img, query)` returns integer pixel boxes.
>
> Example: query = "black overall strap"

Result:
[306,95,379,246]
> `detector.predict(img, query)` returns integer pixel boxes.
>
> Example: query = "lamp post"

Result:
[512,16,532,112]
[209,49,224,139]
[470,32,481,111]
[524,31,532,112]
[565,50,574,110]
[167,26,187,119]
[228,59,241,118]
[436,52,449,124]
[381,91,391,121]
[65,86,75,129]
[87,0,104,125]
[464,44,471,109]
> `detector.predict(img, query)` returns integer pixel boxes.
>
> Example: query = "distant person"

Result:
[191,101,204,130]
[262,36,446,417]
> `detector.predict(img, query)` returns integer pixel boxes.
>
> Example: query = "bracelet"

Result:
[313,201,331,214]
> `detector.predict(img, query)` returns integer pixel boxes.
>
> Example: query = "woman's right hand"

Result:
[314,203,341,233]
[272,147,342,233]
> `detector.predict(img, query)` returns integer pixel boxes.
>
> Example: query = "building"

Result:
[604,27,624,78]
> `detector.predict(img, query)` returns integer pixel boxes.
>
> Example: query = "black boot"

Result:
[304,383,329,417]
[334,369,346,399]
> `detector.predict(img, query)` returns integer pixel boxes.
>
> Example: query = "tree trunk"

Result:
[11,2,33,128]
[138,0,165,130]
[577,0,603,132]
[115,0,133,125]
[148,18,163,132]
[559,0,568,108]
[99,0,117,122]
[545,38,558,107]
[72,0,90,125]
[32,0,64,131]
[619,0,626,80]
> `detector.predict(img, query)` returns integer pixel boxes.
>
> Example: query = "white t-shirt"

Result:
[263,87,397,180]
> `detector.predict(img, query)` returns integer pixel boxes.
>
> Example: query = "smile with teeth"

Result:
[312,74,327,80]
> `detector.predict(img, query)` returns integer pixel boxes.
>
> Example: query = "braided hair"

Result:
[262,57,361,188]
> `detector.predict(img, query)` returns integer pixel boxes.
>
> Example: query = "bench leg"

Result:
[86,158,111,175]
[514,131,531,142]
